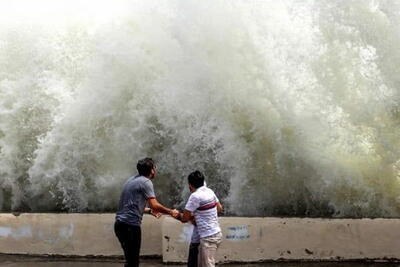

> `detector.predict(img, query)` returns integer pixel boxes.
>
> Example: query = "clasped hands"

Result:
[170,209,180,219]
[144,207,180,219]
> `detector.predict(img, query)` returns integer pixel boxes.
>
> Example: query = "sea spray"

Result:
[0,0,400,217]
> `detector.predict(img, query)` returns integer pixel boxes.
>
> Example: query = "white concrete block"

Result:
[0,213,162,256]
[2,214,400,263]
[162,217,400,263]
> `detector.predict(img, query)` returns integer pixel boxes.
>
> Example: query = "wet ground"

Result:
[0,255,399,267]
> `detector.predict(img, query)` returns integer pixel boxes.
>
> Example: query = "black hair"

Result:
[137,157,155,176]
[188,170,205,188]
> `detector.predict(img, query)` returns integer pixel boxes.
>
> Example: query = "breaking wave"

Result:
[1,0,400,217]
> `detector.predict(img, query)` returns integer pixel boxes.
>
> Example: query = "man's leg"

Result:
[187,242,200,267]
[125,225,141,267]
[114,221,141,267]
[114,221,130,267]
[198,232,222,267]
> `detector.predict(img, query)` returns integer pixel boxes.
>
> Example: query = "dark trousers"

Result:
[187,242,200,267]
[114,221,141,267]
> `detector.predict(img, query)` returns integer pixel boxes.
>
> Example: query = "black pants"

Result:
[114,221,141,267]
[187,242,200,267]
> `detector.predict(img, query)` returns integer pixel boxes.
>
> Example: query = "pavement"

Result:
[0,255,399,267]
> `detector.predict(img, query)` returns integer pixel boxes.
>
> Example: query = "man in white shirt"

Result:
[178,171,223,267]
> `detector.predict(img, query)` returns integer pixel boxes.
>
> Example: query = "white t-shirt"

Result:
[185,186,221,239]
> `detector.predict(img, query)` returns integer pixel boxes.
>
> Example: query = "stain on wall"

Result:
[225,225,250,241]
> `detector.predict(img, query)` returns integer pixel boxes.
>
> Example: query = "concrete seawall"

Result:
[0,213,161,257]
[1,214,400,263]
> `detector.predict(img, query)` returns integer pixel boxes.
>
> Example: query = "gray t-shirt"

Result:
[115,175,156,226]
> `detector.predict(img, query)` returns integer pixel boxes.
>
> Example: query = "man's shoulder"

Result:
[125,175,151,188]
[201,186,216,195]
[204,186,215,193]
[132,175,152,183]
[193,186,216,200]
[188,191,199,200]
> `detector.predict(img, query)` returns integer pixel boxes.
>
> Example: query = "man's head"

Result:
[188,170,205,192]
[137,157,157,179]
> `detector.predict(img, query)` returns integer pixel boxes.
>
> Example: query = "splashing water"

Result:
[1,0,400,217]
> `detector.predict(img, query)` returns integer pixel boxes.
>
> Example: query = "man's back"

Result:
[185,186,221,239]
[116,175,155,226]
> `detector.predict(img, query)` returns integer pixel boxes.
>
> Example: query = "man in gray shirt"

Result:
[115,158,179,267]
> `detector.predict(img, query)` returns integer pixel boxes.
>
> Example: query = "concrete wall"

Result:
[1,214,400,263]
[162,217,400,263]
[0,213,162,256]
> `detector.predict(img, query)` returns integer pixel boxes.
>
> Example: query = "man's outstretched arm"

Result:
[147,198,179,218]
[144,207,162,218]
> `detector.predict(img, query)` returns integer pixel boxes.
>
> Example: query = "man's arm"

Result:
[180,202,222,223]
[178,210,193,223]
[217,202,223,214]
[144,207,151,214]
[144,207,162,218]
[142,180,179,218]
[178,194,199,222]
[147,198,179,217]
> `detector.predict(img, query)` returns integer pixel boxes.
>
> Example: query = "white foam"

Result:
[0,0,399,216]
